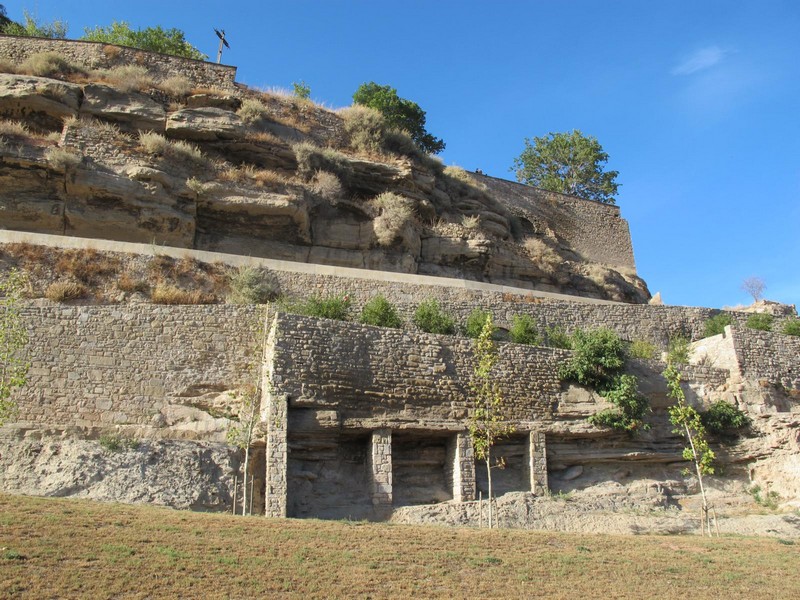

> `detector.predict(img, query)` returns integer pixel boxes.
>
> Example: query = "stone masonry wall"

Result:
[269,268,786,348]
[0,35,237,90]
[478,174,636,270]
[268,313,566,427]
[731,328,800,390]
[8,302,794,439]
[12,304,257,431]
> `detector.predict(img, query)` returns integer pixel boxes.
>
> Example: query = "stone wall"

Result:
[731,328,800,390]
[0,35,237,90]
[12,304,791,438]
[267,313,566,427]
[268,269,783,348]
[13,304,258,432]
[478,174,636,270]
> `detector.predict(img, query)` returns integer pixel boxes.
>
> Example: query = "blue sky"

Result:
[5,1,799,309]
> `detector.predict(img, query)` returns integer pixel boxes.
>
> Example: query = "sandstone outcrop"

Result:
[81,84,166,133]
[0,73,81,129]
[0,65,648,303]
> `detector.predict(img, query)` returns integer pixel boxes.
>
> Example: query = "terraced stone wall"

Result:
[12,305,258,431]
[731,328,800,390]
[267,313,566,426]
[0,34,237,90]
[478,175,636,270]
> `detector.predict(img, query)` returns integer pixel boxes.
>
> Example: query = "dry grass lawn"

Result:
[0,493,797,599]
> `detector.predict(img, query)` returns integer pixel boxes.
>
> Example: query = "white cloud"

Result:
[671,46,728,76]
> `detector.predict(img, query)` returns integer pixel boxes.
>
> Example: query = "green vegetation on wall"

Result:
[745,313,773,332]
[783,318,800,337]
[558,328,649,432]
[509,314,541,346]
[353,82,445,155]
[81,21,206,60]
[701,401,750,435]
[413,299,456,335]
[0,9,67,38]
[511,130,620,204]
[465,309,494,339]
[703,313,732,337]
[282,294,351,321]
[360,295,403,329]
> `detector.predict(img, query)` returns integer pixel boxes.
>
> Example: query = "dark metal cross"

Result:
[214,28,230,64]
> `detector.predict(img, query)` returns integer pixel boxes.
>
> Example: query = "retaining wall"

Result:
[0,34,237,90]
[478,175,636,270]
[268,313,566,427]
[13,304,258,430]
[731,328,800,389]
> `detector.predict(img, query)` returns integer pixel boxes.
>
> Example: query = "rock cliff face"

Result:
[0,67,649,303]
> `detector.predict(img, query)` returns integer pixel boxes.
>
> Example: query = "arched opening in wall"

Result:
[392,431,452,507]
[286,417,371,519]
[475,433,530,498]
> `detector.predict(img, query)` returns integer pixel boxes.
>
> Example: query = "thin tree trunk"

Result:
[250,479,254,516]
[232,474,238,515]
[684,423,710,537]
[486,448,493,529]
[242,446,250,516]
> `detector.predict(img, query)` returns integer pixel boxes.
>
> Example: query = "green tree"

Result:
[227,383,259,516]
[468,314,514,528]
[352,82,445,155]
[292,80,311,100]
[664,361,716,536]
[81,22,206,60]
[227,307,269,516]
[0,5,11,29]
[511,130,620,203]
[1,269,30,425]
[1,9,67,38]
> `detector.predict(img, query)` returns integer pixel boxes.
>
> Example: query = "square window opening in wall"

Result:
[391,431,453,507]
[474,433,530,499]
[286,428,371,520]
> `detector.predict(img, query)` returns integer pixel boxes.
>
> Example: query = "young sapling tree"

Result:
[664,362,716,536]
[468,314,514,528]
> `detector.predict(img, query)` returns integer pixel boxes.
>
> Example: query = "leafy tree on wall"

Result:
[1,269,30,426]
[0,5,10,29]
[0,9,68,38]
[81,22,207,60]
[353,82,445,155]
[468,314,514,528]
[511,130,620,203]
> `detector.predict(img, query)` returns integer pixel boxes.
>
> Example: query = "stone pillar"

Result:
[447,432,476,502]
[527,430,548,495]
[368,428,392,510]
[264,393,288,518]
